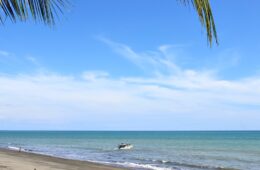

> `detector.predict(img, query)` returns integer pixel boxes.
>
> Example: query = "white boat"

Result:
[118,143,133,150]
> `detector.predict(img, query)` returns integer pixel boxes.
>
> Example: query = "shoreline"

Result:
[0,148,128,170]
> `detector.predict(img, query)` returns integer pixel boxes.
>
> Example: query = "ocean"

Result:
[0,131,259,170]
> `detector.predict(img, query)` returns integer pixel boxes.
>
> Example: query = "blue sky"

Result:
[0,0,260,130]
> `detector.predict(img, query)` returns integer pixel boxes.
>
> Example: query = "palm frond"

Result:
[0,0,218,46]
[178,0,218,46]
[0,0,68,25]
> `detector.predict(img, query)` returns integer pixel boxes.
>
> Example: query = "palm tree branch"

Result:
[0,0,218,46]
[0,0,68,25]
[179,0,218,46]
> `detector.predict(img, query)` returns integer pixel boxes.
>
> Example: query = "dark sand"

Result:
[0,149,127,170]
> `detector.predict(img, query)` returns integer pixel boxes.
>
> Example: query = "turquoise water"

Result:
[0,131,260,170]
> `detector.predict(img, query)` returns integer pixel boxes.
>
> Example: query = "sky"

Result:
[0,0,260,130]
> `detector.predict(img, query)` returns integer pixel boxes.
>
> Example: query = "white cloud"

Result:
[0,50,11,57]
[0,69,260,130]
[0,40,260,130]
[99,37,181,75]
[25,56,40,66]
[82,71,109,81]
[0,50,42,72]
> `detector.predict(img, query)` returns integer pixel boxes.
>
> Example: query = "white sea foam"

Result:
[82,159,175,170]
[114,162,175,170]
[8,146,25,152]
[161,160,168,164]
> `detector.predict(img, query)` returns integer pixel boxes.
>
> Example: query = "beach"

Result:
[0,131,260,170]
[0,149,126,170]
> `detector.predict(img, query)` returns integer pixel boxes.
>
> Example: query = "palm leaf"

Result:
[0,0,218,46]
[178,0,218,46]
[0,0,68,25]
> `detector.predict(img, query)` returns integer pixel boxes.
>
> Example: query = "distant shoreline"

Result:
[0,148,127,170]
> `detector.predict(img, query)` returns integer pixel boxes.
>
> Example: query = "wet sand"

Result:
[0,148,127,170]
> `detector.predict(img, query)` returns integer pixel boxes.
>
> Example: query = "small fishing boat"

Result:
[118,143,133,150]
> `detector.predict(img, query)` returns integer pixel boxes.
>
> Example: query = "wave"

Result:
[90,159,238,170]
[108,162,174,170]
[4,146,239,170]
[7,145,34,153]
[134,158,240,170]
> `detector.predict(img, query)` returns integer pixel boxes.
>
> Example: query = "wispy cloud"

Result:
[99,37,181,75]
[82,71,109,81]
[26,56,40,66]
[0,72,260,130]
[0,40,260,130]
[0,50,11,57]
[0,50,43,74]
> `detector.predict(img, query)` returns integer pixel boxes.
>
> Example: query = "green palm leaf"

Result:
[0,0,218,46]
[179,0,218,46]
[0,0,68,25]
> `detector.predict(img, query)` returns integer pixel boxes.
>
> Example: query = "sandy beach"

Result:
[0,149,126,170]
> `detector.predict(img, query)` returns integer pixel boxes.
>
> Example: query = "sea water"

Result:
[0,131,259,170]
